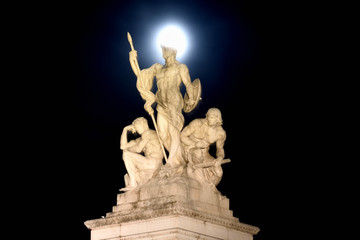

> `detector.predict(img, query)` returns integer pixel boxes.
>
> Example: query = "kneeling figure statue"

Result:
[181,108,229,192]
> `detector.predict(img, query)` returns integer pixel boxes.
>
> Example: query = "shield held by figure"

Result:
[183,78,202,113]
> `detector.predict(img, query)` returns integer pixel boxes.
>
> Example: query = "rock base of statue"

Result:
[84,174,259,240]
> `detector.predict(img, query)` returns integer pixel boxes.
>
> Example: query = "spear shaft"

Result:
[127,32,168,163]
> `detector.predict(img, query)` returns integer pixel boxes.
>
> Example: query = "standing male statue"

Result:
[128,40,201,171]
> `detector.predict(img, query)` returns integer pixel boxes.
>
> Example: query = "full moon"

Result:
[155,25,189,59]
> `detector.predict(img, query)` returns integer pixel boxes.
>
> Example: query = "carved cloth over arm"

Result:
[136,68,156,113]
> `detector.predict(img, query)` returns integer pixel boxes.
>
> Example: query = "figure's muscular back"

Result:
[141,130,163,159]
[187,119,226,145]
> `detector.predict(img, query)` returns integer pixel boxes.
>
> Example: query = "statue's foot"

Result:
[162,163,174,169]
[119,186,135,192]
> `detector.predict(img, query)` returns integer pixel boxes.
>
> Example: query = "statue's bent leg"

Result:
[123,151,147,188]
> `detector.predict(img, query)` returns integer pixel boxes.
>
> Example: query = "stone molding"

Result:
[93,228,228,240]
[84,204,260,235]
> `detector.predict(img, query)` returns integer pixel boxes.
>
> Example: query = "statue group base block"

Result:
[85,175,259,240]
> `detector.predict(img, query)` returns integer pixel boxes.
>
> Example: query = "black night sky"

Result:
[20,0,319,239]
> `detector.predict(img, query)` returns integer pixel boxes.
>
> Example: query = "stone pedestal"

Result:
[85,175,259,240]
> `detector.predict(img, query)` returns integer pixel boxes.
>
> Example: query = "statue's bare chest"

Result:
[156,65,179,82]
[194,126,218,144]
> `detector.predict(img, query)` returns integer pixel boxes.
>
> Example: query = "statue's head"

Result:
[206,108,223,126]
[132,117,149,134]
[161,45,177,59]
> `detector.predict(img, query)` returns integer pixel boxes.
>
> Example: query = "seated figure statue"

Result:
[120,117,163,191]
[181,108,227,191]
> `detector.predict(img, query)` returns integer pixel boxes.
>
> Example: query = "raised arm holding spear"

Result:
[127,32,168,163]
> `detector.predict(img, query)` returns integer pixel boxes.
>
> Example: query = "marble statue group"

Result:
[120,33,230,193]
[84,32,260,240]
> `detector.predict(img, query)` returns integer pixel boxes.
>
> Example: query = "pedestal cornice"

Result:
[84,204,260,235]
